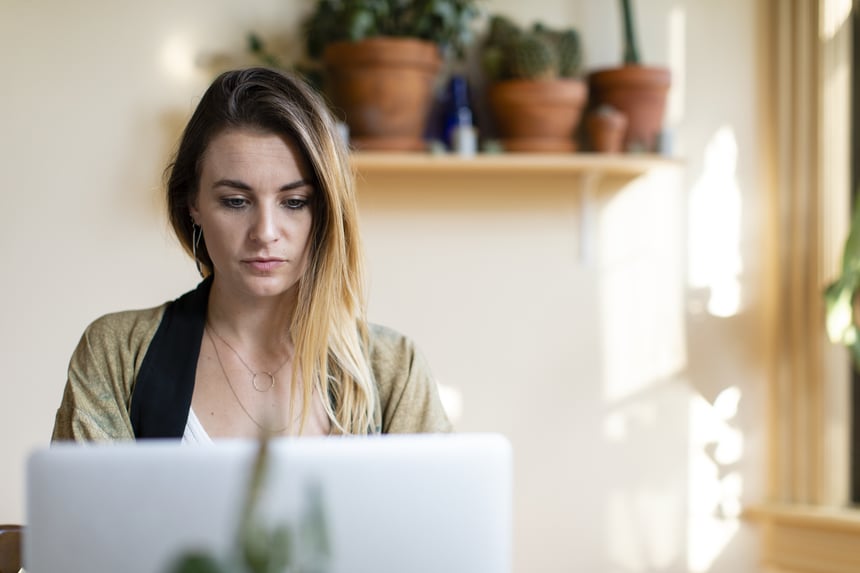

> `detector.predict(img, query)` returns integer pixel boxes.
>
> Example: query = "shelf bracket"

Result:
[578,172,600,265]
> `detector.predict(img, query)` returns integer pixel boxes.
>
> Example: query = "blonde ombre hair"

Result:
[166,67,376,434]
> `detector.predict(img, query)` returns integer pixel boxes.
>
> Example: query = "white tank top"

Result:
[181,407,214,445]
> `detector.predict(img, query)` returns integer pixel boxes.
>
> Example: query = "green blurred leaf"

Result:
[825,191,860,371]
[167,553,228,573]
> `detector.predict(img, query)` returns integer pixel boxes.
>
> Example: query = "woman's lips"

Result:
[242,258,285,272]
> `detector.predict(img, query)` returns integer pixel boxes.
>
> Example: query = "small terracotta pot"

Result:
[588,66,670,152]
[323,38,441,151]
[586,107,628,153]
[488,78,588,152]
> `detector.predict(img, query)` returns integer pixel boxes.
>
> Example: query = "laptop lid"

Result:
[25,433,511,573]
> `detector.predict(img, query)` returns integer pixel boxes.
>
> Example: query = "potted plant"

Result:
[481,15,588,153]
[587,0,671,153]
[302,0,480,151]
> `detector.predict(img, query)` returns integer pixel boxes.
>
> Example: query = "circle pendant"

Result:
[252,372,276,392]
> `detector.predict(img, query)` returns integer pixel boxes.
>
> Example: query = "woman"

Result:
[52,67,451,442]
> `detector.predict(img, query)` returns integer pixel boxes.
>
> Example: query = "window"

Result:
[751,1,860,571]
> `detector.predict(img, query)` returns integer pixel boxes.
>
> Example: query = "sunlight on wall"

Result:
[599,169,686,403]
[603,402,656,444]
[667,6,686,127]
[598,165,688,571]
[821,0,852,40]
[437,382,463,424]
[687,127,743,318]
[607,486,683,572]
[160,33,198,82]
[687,386,744,572]
[603,402,685,572]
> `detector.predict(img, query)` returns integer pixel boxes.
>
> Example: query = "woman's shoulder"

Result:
[87,303,168,334]
[367,321,409,344]
[81,279,209,342]
[82,304,167,344]
[364,322,452,433]
[365,322,420,363]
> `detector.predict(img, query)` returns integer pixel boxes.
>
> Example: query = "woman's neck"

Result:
[206,277,298,354]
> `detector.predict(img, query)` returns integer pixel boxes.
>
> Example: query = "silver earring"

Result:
[192,222,204,278]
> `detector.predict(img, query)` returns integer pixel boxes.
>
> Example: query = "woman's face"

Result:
[190,128,315,302]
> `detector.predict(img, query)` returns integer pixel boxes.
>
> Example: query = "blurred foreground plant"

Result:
[168,434,330,573]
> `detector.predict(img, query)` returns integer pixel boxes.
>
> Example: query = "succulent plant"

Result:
[481,15,582,82]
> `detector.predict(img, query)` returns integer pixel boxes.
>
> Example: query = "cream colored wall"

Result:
[0,1,766,572]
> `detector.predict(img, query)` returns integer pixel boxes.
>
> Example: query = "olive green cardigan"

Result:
[52,285,451,441]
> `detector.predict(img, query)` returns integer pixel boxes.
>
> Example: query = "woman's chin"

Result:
[218,274,299,301]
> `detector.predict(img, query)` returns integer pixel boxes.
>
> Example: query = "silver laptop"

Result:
[25,433,511,573]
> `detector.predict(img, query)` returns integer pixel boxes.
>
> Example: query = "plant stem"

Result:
[620,0,641,65]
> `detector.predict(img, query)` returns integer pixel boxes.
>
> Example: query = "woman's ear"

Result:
[188,201,200,225]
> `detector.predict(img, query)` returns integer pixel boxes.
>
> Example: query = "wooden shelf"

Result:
[350,151,678,176]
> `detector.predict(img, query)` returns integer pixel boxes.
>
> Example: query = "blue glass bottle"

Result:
[443,75,476,154]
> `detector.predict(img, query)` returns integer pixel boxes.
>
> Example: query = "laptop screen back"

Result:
[25,433,511,573]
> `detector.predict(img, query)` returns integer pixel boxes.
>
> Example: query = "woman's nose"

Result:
[249,204,279,243]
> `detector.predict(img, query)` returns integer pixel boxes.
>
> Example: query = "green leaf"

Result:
[825,278,856,345]
[167,552,227,573]
[346,10,377,40]
[824,191,860,371]
[267,525,293,573]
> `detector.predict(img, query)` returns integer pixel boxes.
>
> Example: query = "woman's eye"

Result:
[284,198,308,210]
[221,197,248,209]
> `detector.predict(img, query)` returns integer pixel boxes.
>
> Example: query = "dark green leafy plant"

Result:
[248,33,283,69]
[481,15,582,81]
[248,0,479,90]
[303,0,481,60]
[246,33,323,92]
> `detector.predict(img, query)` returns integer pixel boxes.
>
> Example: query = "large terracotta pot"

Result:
[588,66,670,153]
[487,78,588,152]
[323,37,441,151]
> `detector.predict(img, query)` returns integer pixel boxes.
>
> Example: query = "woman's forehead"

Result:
[200,128,312,178]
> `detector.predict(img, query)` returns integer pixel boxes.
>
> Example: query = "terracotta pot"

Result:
[588,66,670,152]
[323,38,441,151]
[586,107,628,153]
[488,78,588,152]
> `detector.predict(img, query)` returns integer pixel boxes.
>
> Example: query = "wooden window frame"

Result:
[750,1,860,571]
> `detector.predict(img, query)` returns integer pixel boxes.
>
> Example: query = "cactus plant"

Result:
[535,25,582,78]
[587,0,671,153]
[482,14,588,152]
[507,34,557,80]
[620,0,641,65]
[485,14,521,48]
[481,16,582,82]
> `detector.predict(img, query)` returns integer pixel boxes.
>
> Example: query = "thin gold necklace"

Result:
[206,322,291,392]
[205,327,291,433]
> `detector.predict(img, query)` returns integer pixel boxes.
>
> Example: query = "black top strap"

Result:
[130,277,212,438]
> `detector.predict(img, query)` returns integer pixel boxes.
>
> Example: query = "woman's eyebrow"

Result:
[212,178,251,190]
[281,179,312,191]
[211,178,312,191]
